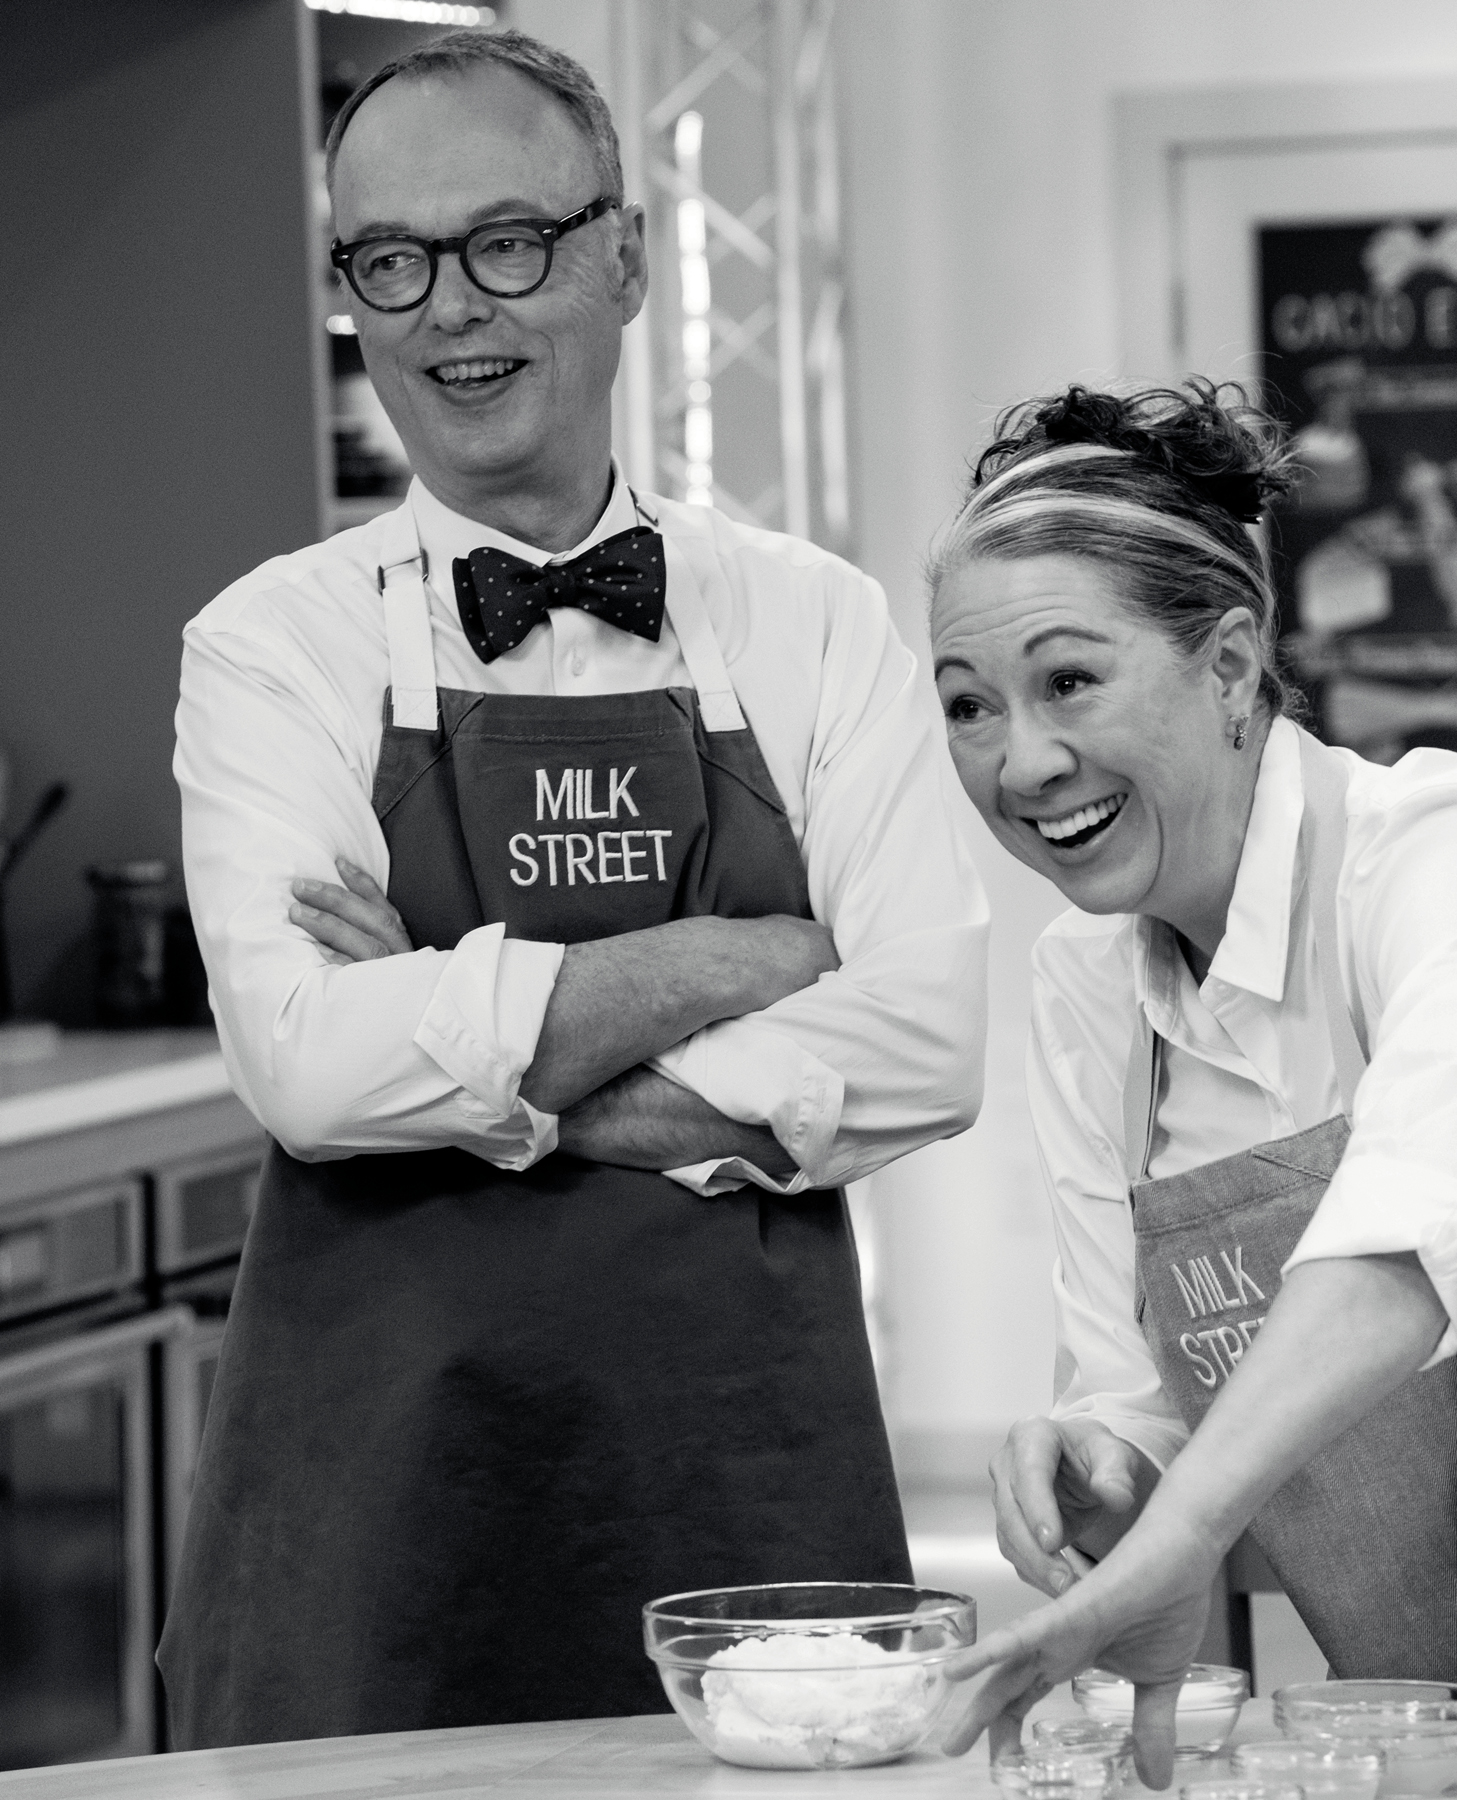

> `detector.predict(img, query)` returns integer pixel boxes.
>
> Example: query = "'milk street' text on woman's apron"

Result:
[159,499,909,1746]
[1125,728,1457,1676]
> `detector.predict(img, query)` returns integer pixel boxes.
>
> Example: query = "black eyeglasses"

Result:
[331,196,619,313]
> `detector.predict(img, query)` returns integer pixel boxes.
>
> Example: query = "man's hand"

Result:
[557,1065,794,1174]
[290,860,412,959]
[940,1499,1216,1787]
[991,1417,1158,1596]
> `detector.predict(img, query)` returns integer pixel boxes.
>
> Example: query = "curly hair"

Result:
[929,380,1302,717]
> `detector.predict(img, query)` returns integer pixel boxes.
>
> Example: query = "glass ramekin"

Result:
[1074,1663,1249,1760]
[1274,1683,1457,1746]
[1233,1739,1385,1800]
[642,1582,976,1770]
[993,1748,1123,1799]
[1179,1782,1305,1800]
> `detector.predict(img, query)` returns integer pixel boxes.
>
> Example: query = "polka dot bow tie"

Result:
[452,527,668,665]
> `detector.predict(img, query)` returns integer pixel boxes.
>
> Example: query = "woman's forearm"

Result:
[1141,1252,1448,1554]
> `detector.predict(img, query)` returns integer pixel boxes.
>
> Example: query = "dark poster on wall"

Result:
[1260,217,1457,757]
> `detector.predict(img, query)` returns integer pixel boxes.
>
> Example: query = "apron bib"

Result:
[1126,729,1457,1677]
[159,499,909,1748]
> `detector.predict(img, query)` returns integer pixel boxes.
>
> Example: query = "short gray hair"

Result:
[324,27,623,200]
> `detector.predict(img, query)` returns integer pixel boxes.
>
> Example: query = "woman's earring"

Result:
[1225,713,1250,751]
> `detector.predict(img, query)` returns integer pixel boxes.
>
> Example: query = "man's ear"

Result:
[616,204,649,324]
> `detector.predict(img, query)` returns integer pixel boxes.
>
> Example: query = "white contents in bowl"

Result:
[700,1630,938,1769]
[1075,1665,1248,1758]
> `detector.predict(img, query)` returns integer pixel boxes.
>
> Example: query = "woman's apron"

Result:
[1125,727,1457,1677]
[158,502,910,1748]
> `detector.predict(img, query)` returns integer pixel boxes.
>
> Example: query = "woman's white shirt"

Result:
[1032,715,1457,1472]
[175,473,990,1193]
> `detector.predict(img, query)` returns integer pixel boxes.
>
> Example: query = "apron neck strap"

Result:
[377,498,438,732]
[659,532,747,733]
[1297,726,1369,1114]
[379,488,748,736]
[1121,722,1368,1187]
[1122,1005,1160,1189]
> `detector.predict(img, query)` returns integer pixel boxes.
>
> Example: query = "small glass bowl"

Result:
[1032,1718,1136,1781]
[642,1582,976,1770]
[1376,1736,1457,1795]
[1074,1663,1250,1760]
[993,1748,1122,1799]
[1179,1783,1305,1800]
[1233,1739,1385,1800]
[1274,1683,1457,1745]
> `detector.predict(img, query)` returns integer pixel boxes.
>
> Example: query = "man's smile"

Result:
[426,356,528,389]
[1023,790,1127,850]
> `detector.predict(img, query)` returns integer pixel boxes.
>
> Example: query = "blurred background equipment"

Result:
[0,751,69,1033]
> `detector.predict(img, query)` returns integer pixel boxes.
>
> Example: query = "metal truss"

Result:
[613,0,851,553]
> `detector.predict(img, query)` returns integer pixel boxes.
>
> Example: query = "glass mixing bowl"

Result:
[1073,1664,1249,1760]
[642,1582,976,1770]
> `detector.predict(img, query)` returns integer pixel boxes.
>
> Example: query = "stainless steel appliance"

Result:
[0,1304,188,1768]
[0,1136,262,1769]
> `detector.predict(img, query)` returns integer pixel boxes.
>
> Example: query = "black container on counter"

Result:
[88,861,170,1027]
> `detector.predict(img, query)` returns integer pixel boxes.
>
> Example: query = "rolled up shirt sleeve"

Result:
[1030,940,1191,1473]
[652,563,990,1193]
[177,605,563,1167]
[1285,755,1457,1362]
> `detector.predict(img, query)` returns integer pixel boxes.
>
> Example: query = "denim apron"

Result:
[1124,727,1457,1677]
[158,498,910,1747]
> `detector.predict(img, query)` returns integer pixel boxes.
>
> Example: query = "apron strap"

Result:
[1297,727,1369,1115]
[1120,723,1370,1186]
[1122,1006,1160,1190]
[376,498,438,732]
[380,484,747,737]
[660,533,748,733]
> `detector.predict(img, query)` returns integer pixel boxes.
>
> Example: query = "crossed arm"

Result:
[290,859,834,1172]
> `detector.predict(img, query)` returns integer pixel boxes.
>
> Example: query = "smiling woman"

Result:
[926,382,1457,1786]
[929,382,1295,958]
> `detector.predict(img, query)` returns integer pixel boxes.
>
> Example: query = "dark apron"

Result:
[158,503,909,1748]
[1125,727,1457,1677]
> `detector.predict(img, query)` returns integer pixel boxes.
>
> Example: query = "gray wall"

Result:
[0,0,323,1019]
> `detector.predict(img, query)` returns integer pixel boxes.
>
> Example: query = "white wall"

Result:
[833,0,1457,1481]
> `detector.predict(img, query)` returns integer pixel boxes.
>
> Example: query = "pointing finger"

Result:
[1131,1679,1182,1790]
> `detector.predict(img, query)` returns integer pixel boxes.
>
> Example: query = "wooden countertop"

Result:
[0,1697,1279,1799]
[0,1029,232,1148]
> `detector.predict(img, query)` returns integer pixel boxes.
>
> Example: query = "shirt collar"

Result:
[1133,713,1306,1012]
[406,459,642,577]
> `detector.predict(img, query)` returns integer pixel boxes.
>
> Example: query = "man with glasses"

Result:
[160,28,988,1747]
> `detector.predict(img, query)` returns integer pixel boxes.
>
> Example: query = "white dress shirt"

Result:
[1031,715,1457,1471]
[175,470,990,1194]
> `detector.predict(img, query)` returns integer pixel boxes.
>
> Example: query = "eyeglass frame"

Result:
[330,195,620,313]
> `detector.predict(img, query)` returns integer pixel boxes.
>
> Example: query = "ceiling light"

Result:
[304,1,494,25]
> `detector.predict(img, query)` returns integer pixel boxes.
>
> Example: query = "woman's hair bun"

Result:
[978,378,1295,524]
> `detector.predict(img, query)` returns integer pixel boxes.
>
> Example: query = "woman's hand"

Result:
[941,1499,1218,1788]
[289,859,413,961]
[991,1417,1159,1596]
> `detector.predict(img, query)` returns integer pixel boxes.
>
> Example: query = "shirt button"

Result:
[569,651,586,678]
